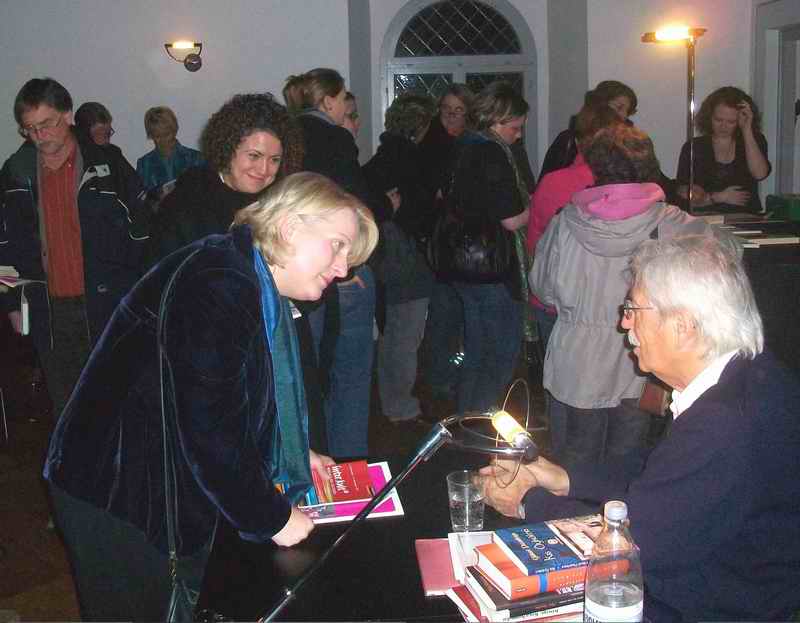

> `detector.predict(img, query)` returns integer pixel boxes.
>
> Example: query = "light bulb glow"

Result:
[655,25,690,41]
[491,410,526,444]
[172,40,195,50]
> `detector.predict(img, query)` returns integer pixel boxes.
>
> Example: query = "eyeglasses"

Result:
[620,299,654,320]
[93,124,115,138]
[441,106,466,117]
[20,115,64,138]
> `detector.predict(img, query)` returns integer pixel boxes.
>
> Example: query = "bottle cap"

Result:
[604,500,628,521]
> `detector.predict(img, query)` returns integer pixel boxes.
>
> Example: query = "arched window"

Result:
[380,0,537,158]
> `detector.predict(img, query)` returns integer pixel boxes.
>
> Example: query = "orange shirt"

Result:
[40,147,85,297]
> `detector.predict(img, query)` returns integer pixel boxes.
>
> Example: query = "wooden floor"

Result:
[0,321,545,621]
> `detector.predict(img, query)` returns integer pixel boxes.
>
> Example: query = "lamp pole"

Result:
[642,27,706,214]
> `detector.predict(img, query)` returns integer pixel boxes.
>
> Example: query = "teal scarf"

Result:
[253,250,312,503]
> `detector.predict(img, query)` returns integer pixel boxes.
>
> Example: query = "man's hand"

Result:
[479,460,534,518]
[309,449,335,481]
[8,311,23,334]
[479,457,571,519]
[272,506,315,547]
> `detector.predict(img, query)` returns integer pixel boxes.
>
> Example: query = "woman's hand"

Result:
[737,102,754,134]
[713,185,750,207]
[272,506,315,547]
[309,450,335,481]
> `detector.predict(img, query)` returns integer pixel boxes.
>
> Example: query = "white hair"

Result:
[630,235,763,360]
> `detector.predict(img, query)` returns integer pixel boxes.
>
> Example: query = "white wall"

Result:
[368,0,549,166]
[0,0,349,165]
[588,0,753,177]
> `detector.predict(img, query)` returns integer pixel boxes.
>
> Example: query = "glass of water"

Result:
[446,470,485,531]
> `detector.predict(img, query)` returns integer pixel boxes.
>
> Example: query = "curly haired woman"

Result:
[147,92,303,264]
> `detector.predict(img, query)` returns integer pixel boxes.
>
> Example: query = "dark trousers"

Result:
[37,297,91,420]
[49,484,212,622]
[550,397,651,473]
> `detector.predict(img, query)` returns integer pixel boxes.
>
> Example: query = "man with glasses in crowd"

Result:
[480,235,800,622]
[0,77,150,420]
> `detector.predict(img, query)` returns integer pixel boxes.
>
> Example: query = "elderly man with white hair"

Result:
[481,235,800,622]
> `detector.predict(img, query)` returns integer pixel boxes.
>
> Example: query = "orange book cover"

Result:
[475,543,587,601]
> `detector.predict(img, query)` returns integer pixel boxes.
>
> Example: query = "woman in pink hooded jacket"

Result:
[529,124,738,467]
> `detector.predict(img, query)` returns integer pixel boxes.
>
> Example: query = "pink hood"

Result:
[571,183,665,221]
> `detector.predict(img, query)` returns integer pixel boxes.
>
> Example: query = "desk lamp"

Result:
[641,25,706,213]
[260,381,538,622]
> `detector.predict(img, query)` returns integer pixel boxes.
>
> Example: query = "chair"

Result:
[0,387,7,443]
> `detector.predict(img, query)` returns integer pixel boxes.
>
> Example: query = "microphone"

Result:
[491,410,539,463]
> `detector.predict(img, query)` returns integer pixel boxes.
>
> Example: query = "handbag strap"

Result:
[157,248,203,577]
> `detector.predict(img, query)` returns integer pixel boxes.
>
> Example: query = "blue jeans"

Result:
[421,281,463,398]
[550,397,651,472]
[452,283,523,413]
[309,265,375,458]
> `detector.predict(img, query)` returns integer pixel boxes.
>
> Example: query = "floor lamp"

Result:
[642,26,707,214]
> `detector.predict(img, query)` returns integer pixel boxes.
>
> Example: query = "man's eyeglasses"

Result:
[20,115,64,138]
[620,299,654,320]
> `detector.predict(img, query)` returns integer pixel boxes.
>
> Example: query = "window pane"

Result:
[466,72,523,95]
[396,0,521,57]
[394,73,453,99]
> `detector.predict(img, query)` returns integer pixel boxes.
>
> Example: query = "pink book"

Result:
[299,461,404,524]
[415,538,459,596]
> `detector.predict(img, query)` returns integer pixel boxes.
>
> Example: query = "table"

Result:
[197,447,516,621]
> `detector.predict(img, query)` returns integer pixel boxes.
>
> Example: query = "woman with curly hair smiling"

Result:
[148,92,303,264]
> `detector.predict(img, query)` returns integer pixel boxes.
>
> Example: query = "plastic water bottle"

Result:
[584,501,644,622]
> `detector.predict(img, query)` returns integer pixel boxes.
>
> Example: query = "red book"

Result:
[312,459,374,503]
[415,538,459,596]
[475,543,587,601]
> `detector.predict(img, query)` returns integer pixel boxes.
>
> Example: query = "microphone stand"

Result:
[259,413,536,622]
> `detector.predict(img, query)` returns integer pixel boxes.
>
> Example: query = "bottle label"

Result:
[584,597,643,622]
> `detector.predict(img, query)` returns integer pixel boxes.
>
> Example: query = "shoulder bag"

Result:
[426,144,514,283]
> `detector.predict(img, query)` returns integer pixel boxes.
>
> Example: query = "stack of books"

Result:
[417,514,603,622]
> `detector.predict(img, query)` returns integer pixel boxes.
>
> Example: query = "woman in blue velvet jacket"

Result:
[43,172,378,621]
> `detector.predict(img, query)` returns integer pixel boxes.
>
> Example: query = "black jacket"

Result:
[146,165,260,267]
[362,132,434,303]
[0,136,149,350]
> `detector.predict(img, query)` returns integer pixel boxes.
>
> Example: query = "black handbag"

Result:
[158,249,204,623]
[426,146,514,283]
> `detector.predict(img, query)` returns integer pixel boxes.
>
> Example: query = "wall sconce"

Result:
[642,25,707,213]
[164,40,203,72]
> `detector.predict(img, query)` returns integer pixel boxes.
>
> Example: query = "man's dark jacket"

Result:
[0,137,149,350]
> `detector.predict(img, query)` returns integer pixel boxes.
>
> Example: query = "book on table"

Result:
[298,460,404,524]
[446,583,583,623]
[476,514,602,600]
[464,566,583,621]
[415,538,460,596]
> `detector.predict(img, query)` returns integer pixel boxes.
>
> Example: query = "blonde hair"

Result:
[234,172,378,267]
[283,68,345,113]
[144,106,178,138]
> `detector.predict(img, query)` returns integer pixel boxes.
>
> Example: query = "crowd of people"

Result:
[0,71,797,622]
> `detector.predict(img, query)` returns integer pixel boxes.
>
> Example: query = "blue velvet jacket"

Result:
[523,352,800,621]
[44,226,292,555]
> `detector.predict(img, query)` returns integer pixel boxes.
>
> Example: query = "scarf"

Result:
[478,129,537,342]
[253,250,312,503]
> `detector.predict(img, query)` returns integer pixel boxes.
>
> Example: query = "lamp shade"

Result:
[165,41,202,63]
